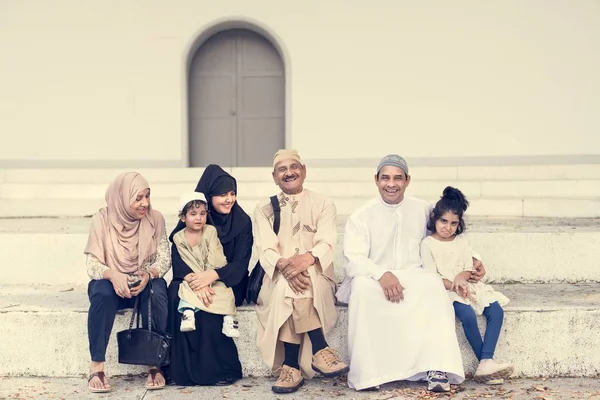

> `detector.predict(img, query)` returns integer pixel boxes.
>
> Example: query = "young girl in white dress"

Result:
[420,187,513,384]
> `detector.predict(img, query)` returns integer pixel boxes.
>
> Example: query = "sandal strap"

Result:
[88,371,106,383]
[148,368,163,379]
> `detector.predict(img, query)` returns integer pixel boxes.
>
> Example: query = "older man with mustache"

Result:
[254,149,348,394]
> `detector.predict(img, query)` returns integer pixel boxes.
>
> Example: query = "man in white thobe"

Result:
[336,154,485,392]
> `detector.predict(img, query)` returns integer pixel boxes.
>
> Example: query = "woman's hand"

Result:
[129,271,150,297]
[107,270,132,299]
[195,286,215,308]
[186,270,219,290]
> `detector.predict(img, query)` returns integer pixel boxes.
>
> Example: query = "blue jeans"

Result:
[453,301,504,360]
[87,279,168,362]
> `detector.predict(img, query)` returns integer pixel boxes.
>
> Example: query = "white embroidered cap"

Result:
[178,191,207,214]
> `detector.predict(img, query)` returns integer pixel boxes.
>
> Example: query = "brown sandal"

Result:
[88,371,111,393]
[145,368,166,390]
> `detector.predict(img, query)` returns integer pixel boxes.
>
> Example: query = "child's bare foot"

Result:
[88,361,111,393]
[145,367,166,390]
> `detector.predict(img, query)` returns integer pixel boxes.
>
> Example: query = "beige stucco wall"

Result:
[1,0,599,166]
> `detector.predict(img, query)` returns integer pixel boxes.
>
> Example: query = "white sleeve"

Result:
[464,234,482,262]
[420,239,439,274]
[253,203,282,280]
[343,214,387,280]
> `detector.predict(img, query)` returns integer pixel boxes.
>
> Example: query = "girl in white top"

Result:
[420,187,513,385]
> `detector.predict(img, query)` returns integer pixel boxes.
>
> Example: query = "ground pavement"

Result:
[0,376,599,400]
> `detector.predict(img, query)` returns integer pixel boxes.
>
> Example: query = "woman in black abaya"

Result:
[165,165,253,386]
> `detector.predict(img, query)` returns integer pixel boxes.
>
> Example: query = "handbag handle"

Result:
[147,279,153,333]
[126,278,154,333]
[270,195,281,235]
[128,297,140,331]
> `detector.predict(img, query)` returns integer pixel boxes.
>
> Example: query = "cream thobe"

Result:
[175,226,236,316]
[336,196,465,390]
[420,234,509,315]
[254,189,338,378]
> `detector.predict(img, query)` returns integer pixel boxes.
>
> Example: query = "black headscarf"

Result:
[169,165,251,244]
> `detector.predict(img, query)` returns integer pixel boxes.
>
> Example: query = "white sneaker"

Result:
[180,310,196,332]
[222,315,240,338]
[474,359,514,383]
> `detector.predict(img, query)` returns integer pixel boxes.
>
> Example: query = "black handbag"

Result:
[246,195,280,305]
[117,280,172,366]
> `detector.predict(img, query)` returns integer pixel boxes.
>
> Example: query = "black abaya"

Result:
[166,282,243,385]
[165,174,253,385]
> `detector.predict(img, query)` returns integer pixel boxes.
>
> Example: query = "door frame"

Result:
[181,18,291,167]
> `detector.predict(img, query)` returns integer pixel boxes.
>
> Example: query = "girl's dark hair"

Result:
[179,200,207,218]
[427,186,469,235]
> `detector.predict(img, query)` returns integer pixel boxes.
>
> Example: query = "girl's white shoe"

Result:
[222,315,240,338]
[180,310,196,332]
[474,359,514,383]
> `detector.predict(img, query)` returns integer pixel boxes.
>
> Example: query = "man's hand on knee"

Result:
[276,258,291,272]
[281,254,312,280]
[288,271,311,294]
[469,258,486,283]
[378,272,404,303]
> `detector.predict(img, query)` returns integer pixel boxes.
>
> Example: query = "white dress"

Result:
[420,234,509,315]
[336,196,465,390]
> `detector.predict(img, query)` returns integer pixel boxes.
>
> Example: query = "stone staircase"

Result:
[0,166,599,378]
[1,165,600,218]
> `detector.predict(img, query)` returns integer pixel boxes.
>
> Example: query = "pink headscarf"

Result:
[84,172,165,274]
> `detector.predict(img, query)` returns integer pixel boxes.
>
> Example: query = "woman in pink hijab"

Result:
[84,172,171,393]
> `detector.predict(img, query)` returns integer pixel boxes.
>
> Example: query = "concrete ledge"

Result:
[4,180,600,199]
[1,217,599,285]
[2,164,600,182]
[1,165,599,218]
[0,284,599,378]
[2,196,600,218]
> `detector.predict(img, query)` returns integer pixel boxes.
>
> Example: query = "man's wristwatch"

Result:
[307,251,318,265]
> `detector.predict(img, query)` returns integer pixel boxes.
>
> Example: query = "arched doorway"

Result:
[188,29,285,167]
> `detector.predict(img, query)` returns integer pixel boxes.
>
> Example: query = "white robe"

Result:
[420,234,509,315]
[336,196,465,390]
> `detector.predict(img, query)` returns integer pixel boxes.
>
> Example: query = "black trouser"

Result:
[87,278,168,362]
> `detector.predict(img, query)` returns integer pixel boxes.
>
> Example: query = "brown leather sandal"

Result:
[145,368,166,390]
[88,371,111,393]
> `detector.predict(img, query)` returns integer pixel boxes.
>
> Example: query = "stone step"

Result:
[1,217,599,286]
[1,165,599,218]
[2,196,600,218]
[2,164,600,183]
[0,283,598,378]
[3,180,600,200]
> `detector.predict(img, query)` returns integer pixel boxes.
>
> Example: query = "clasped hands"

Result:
[451,271,477,301]
[109,270,150,299]
[453,259,485,301]
[185,270,219,308]
[277,253,316,295]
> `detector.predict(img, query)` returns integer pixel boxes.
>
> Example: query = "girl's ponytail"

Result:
[441,186,469,213]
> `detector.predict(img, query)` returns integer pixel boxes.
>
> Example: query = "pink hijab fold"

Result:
[84,172,164,274]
